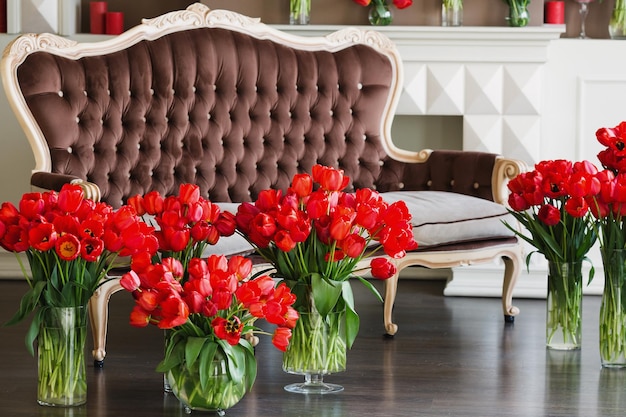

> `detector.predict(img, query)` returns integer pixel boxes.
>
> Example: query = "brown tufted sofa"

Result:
[1,3,525,365]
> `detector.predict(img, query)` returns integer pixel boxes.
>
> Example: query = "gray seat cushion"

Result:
[381,191,516,249]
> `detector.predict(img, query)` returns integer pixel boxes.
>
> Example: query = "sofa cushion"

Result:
[381,191,516,249]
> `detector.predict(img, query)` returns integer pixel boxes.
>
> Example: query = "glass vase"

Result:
[600,249,626,367]
[369,1,393,26]
[506,1,530,27]
[167,344,253,414]
[441,0,463,26]
[290,0,310,25]
[283,309,347,394]
[609,8,626,39]
[546,261,583,350]
[37,306,88,407]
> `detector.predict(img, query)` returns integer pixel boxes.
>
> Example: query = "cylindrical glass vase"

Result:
[37,306,88,407]
[600,249,626,367]
[283,309,347,394]
[290,0,310,25]
[546,261,583,350]
[609,8,626,39]
[506,2,530,27]
[441,1,463,26]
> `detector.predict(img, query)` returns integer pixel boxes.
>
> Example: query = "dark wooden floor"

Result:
[1,277,626,417]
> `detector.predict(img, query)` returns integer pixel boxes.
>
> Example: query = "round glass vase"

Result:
[609,8,626,39]
[167,345,253,415]
[369,1,393,26]
[37,306,88,407]
[289,0,310,25]
[282,309,347,394]
[546,261,583,350]
[441,0,463,26]
[600,250,626,367]
[505,2,530,27]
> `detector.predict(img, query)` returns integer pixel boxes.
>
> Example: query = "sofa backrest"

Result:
[2,3,500,208]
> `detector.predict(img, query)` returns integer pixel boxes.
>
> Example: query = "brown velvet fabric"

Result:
[19,27,497,208]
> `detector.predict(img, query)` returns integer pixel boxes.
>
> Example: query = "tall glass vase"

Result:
[546,261,583,350]
[600,249,626,367]
[290,0,310,25]
[609,7,626,39]
[283,309,347,394]
[37,306,88,406]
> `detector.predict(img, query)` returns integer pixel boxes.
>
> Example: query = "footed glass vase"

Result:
[546,261,583,350]
[37,306,88,407]
[600,249,626,367]
[167,342,255,414]
[283,310,347,394]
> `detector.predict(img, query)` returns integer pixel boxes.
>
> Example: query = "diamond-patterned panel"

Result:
[465,65,503,115]
[502,115,541,162]
[463,115,502,153]
[397,63,427,115]
[426,64,464,115]
[503,65,542,115]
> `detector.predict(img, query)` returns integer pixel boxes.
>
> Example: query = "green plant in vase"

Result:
[505,159,598,349]
[0,184,157,406]
[234,164,417,393]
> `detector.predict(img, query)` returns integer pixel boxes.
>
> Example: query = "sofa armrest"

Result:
[393,149,526,204]
[31,172,102,202]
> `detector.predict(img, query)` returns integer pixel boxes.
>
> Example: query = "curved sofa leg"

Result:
[383,270,400,336]
[501,253,521,323]
[88,277,123,367]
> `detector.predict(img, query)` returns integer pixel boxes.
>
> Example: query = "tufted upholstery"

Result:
[2,4,526,364]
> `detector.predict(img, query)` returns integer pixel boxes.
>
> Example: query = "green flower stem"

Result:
[546,262,582,349]
[37,308,87,406]
[283,311,347,374]
[290,0,310,23]
[610,1,626,38]
[505,0,529,26]
[442,0,463,11]
[599,250,626,366]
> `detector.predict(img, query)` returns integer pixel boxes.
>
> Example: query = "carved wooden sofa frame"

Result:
[1,3,525,365]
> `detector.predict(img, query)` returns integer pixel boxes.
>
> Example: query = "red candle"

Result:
[105,12,124,35]
[90,2,107,34]
[544,1,565,24]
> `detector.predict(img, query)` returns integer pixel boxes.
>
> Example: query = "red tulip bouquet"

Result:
[592,122,626,365]
[0,183,156,405]
[121,254,298,411]
[234,164,417,388]
[127,183,237,271]
[505,159,599,349]
[352,0,413,25]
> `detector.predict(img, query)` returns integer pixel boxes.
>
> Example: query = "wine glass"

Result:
[573,0,595,39]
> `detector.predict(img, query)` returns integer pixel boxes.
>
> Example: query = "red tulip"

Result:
[537,204,561,226]
[272,327,292,352]
[370,257,397,280]
[212,316,243,345]
[57,184,84,213]
[55,233,80,261]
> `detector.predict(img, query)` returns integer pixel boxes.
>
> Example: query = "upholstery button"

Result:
[57,91,63,97]
[212,85,217,91]
[141,117,146,122]
[379,160,384,166]
[100,119,104,125]
[149,169,153,176]
[75,117,80,123]
[165,116,169,123]
[207,113,212,120]
[150,88,155,95]
[357,83,363,90]
[192,86,197,93]
[128,90,132,96]
[450,180,455,186]
[67,146,72,153]
[399,182,405,189]
[372,184,377,190]
[137,143,141,150]
[107,89,111,96]
[362,134,367,141]
[329,110,334,116]
[474,182,480,189]
[427,180,432,187]
[171,88,175,95]
[83,90,87,96]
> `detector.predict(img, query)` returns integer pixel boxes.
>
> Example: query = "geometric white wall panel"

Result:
[426,64,464,115]
[502,115,541,162]
[576,76,626,162]
[397,63,427,115]
[465,65,503,115]
[464,115,502,153]
[502,65,542,115]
